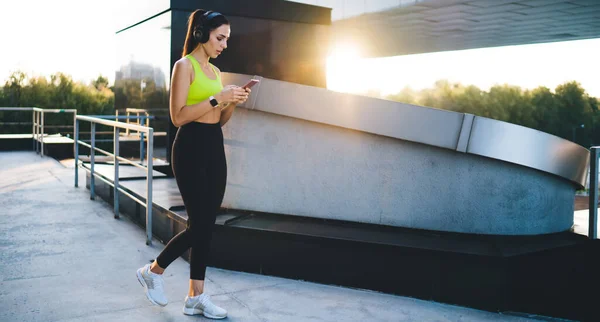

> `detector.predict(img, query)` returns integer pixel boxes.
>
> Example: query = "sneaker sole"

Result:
[136,268,167,307]
[183,307,226,319]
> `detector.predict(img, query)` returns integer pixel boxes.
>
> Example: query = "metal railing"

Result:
[589,146,599,239]
[75,115,155,245]
[116,108,156,163]
[88,114,155,162]
[118,108,150,136]
[0,107,77,157]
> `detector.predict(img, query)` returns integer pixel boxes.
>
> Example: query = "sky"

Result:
[0,0,120,86]
[1,0,599,98]
[326,38,600,97]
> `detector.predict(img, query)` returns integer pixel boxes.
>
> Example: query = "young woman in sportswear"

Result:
[136,9,249,319]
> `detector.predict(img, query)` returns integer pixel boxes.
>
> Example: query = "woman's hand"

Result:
[217,85,248,105]
[235,87,251,105]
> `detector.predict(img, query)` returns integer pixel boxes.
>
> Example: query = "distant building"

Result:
[116,60,166,88]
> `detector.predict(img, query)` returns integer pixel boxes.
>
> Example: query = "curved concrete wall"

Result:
[220,73,589,235]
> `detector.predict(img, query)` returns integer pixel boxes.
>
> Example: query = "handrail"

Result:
[80,114,153,163]
[0,107,36,111]
[0,107,155,161]
[75,115,155,245]
[87,115,155,120]
[116,108,153,162]
[77,115,150,132]
[125,108,149,113]
[0,107,77,157]
[123,108,150,135]
[88,115,155,160]
[0,107,156,246]
[0,107,76,113]
[589,146,598,239]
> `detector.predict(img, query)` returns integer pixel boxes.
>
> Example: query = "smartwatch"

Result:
[209,95,219,107]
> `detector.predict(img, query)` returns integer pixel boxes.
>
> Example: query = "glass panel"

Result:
[114,11,171,163]
[114,0,170,32]
[172,10,328,88]
[207,14,329,88]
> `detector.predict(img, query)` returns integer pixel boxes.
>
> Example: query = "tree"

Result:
[454,85,485,115]
[0,71,114,134]
[387,86,418,105]
[554,82,594,146]
[92,76,109,91]
[385,79,598,147]
[3,71,27,106]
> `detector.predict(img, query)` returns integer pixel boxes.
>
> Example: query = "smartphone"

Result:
[242,79,260,89]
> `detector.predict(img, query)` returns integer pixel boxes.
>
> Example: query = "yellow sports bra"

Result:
[185,54,223,106]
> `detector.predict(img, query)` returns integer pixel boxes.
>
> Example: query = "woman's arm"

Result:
[169,59,227,127]
[219,102,235,127]
[219,88,250,127]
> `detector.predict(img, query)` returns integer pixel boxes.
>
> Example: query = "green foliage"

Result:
[385,81,599,147]
[113,78,168,112]
[2,70,598,148]
[0,70,170,135]
[0,71,114,134]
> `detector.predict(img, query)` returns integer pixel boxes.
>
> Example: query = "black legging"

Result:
[155,121,227,280]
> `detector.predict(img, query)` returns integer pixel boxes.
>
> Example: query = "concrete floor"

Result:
[0,152,570,322]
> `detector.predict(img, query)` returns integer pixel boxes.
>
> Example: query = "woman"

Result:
[136,9,249,319]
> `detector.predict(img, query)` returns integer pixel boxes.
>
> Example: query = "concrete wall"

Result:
[222,108,574,235]
[222,73,589,188]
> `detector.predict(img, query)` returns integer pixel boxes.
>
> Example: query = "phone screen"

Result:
[243,79,259,89]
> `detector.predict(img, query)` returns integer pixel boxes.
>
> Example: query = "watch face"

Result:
[210,96,218,107]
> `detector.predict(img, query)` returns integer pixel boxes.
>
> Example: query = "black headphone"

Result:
[193,11,223,44]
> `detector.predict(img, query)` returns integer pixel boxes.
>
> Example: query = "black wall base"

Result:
[207,214,594,321]
[0,138,73,159]
[0,137,32,151]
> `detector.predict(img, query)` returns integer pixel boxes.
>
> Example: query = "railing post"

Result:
[35,110,40,154]
[31,110,35,151]
[40,110,44,157]
[590,147,598,239]
[74,119,79,187]
[146,128,154,246]
[140,116,145,163]
[114,127,120,219]
[90,122,96,200]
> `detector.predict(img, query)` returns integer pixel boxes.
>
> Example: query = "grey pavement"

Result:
[0,152,562,322]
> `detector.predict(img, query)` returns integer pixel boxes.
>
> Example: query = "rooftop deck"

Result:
[0,151,566,322]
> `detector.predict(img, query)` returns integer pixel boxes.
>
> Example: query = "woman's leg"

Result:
[186,197,220,296]
[154,128,210,272]
[153,122,226,282]
[187,131,227,285]
[150,260,165,274]
[189,280,205,297]
[182,125,228,318]
[137,127,199,307]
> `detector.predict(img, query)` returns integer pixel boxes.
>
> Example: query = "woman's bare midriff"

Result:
[194,108,221,124]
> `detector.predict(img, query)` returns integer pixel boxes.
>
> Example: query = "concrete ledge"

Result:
[218,108,574,235]
[216,73,587,235]
[222,72,589,188]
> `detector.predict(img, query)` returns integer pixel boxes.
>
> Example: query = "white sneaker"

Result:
[183,293,227,319]
[136,263,168,306]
